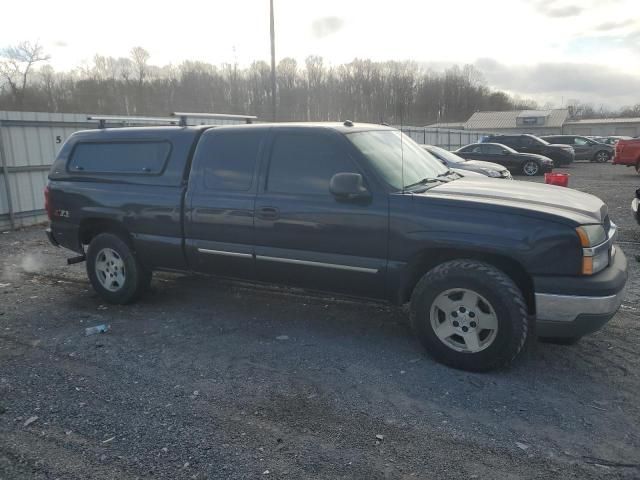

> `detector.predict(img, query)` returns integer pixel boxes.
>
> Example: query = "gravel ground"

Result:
[0,162,638,479]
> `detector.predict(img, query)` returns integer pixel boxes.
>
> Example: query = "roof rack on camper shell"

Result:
[87,112,258,128]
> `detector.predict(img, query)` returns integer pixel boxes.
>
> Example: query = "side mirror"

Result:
[502,150,510,155]
[329,173,370,201]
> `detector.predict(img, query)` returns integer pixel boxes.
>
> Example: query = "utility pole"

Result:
[270,0,277,121]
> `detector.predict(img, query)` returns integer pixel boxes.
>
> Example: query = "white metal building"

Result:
[429,109,640,138]
[562,117,640,137]
[460,109,569,135]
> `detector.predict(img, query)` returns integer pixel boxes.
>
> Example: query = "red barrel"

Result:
[544,172,570,187]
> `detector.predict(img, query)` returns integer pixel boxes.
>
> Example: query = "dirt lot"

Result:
[1,162,638,479]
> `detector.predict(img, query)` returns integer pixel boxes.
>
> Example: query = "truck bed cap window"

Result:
[69,141,171,174]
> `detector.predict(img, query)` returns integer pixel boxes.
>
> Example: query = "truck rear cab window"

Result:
[69,141,171,174]
[199,131,264,191]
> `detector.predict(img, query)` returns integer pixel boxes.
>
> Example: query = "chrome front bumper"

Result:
[535,288,626,323]
[534,244,628,338]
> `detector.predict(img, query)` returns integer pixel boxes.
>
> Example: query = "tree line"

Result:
[1,42,638,125]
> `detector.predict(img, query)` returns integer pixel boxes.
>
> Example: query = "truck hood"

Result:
[423,178,607,225]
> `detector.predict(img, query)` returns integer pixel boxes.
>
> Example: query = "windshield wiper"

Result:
[437,170,456,178]
[403,177,443,190]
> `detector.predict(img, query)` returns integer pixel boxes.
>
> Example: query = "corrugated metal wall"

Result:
[0,111,494,230]
[0,111,90,230]
[0,111,252,230]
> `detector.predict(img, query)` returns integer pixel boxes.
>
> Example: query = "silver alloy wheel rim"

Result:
[95,248,126,292]
[523,161,539,176]
[596,151,608,162]
[430,288,499,353]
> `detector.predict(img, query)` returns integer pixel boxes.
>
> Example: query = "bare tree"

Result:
[0,40,50,107]
[0,48,615,124]
[130,47,150,85]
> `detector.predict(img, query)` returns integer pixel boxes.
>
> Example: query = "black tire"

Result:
[521,160,540,176]
[86,233,151,304]
[593,150,610,163]
[410,260,529,372]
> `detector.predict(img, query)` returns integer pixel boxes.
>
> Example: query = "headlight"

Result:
[576,225,609,275]
[576,225,607,247]
[483,169,501,178]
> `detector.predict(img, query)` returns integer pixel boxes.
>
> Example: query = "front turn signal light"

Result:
[581,256,594,275]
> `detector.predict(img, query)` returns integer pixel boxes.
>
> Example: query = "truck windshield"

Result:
[347,130,450,190]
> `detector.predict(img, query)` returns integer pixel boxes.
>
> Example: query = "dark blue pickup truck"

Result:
[45,122,628,371]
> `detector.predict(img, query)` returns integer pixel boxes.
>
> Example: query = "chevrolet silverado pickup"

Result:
[45,122,628,371]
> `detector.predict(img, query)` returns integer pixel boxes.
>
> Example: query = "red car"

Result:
[613,138,640,173]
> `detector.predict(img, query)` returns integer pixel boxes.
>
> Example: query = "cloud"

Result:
[627,28,640,50]
[52,40,68,48]
[530,0,583,18]
[595,19,636,31]
[311,16,345,39]
[474,57,640,108]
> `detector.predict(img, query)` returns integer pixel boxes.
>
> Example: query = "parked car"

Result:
[45,122,627,372]
[541,135,614,163]
[455,142,554,176]
[449,168,486,178]
[483,134,574,166]
[613,138,640,173]
[633,188,640,224]
[590,136,633,146]
[422,144,512,179]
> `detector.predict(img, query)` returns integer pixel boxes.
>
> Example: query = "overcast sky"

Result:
[2,0,639,108]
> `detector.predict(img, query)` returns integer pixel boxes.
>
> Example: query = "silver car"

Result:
[422,144,512,179]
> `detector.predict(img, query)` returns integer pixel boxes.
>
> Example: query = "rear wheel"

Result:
[522,160,540,176]
[410,260,529,371]
[86,233,151,304]
[594,150,610,163]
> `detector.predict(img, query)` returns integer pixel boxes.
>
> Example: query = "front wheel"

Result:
[410,260,529,371]
[86,233,151,304]
[594,151,610,163]
[522,160,540,176]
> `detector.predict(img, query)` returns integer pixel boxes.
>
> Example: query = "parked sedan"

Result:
[422,144,512,179]
[455,143,554,176]
[541,135,614,163]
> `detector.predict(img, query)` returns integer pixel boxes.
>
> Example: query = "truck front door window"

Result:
[267,133,354,195]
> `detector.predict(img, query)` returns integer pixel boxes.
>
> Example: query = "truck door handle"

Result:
[257,206,280,220]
